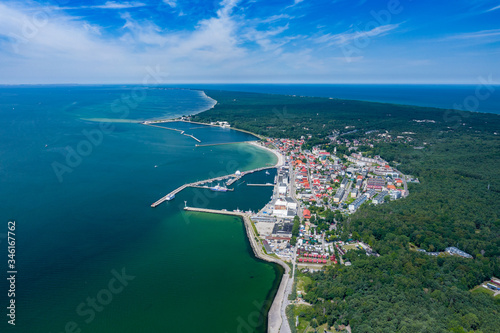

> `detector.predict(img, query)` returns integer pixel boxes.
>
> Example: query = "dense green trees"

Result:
[350,135,500,257]
[300,251,500,332]
[192,90,499,141]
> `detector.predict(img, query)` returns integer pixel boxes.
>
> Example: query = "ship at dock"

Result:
[166,194,175,201]
[210,184,228,192]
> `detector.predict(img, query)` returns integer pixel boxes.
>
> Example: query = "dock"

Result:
[151,166,277,207]
[195,140,256,147]
[190,185,234,191]
[143,123,201,143]
[225,177,238,186]
[144,123,183,132]
[182,133,201,142]
[247,183,275,186]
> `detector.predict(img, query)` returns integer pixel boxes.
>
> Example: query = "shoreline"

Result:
[146,91,289,332]
[247,140,284,168]
[183,207,290,333]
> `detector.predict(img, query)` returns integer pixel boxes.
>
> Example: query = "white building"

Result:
[278,183,287,195]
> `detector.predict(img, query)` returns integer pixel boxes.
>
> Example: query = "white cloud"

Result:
[163,0,177,8]
[315,24,400,47]
[53,1,147,10]
[254,14,293,24]
[244,24,291,52]
[487,4,500,12]
[0,0,431,84]
[441,29,500,44]
[285,0,305,9]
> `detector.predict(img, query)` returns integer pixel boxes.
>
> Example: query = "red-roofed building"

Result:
[303,209,311,219]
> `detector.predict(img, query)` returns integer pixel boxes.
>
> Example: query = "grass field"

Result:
[471,284,500,304]
[471,285,496,297]
[342,243,360,251]
[296,275,312,294]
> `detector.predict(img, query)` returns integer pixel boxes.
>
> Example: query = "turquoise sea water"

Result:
[0,86,280,332]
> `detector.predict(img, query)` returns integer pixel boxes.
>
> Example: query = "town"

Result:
[251,134,414,270]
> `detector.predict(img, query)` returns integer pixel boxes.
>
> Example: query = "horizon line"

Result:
[1,82,499,86]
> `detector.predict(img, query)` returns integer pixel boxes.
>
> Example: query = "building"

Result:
[365,189,377,199]
[272,222,293,238]
[303,209,311,219]
[372,191,388,205]
[333,188,345,203]
[285,197,297,210]
[349,195,367,212]
[278,183,287,195]
[445,247,473,259]
[366,177,385,190]
[273,198,288,217]
[272,198,297,218]
[390,190,402,200]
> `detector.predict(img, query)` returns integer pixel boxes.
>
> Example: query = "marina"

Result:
[151,165,280,207]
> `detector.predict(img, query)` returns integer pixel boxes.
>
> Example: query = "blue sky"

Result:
[0,0,499,84]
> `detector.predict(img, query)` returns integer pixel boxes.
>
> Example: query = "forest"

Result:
[193,90,500,332]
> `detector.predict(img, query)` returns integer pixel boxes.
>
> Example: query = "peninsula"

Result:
[175,89,500,333]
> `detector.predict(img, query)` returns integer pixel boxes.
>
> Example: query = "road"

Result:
[279,246,296,333]
[289,163,302,219]
[340,180,352,203]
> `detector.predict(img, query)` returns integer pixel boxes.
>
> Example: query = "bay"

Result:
[0,86,280,333]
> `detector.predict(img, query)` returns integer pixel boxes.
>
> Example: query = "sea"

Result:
[0,86,280,333]
[1,83,498,333]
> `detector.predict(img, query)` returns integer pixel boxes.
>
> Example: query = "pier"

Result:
[144,123,183,132]
[247,183,275,186]
[225,177,238,186]
[182,133,201,142]
[151,165,278,207]
[190,185,234,191]
[143,123,201,143]
[195,140,256,147]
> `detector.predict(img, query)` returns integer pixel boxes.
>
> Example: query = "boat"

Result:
[265,170,270,175]
[210,184,228,192]
[166,194,175,201]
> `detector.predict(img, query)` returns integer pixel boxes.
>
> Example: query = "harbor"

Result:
[151,160,283,207]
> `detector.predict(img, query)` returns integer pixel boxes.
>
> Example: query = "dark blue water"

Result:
[0,86,279,333]
[172,84,500,114]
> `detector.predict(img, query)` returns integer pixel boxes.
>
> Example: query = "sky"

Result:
[0,0,499,84]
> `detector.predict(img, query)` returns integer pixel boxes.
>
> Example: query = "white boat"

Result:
[210,184,228,192]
